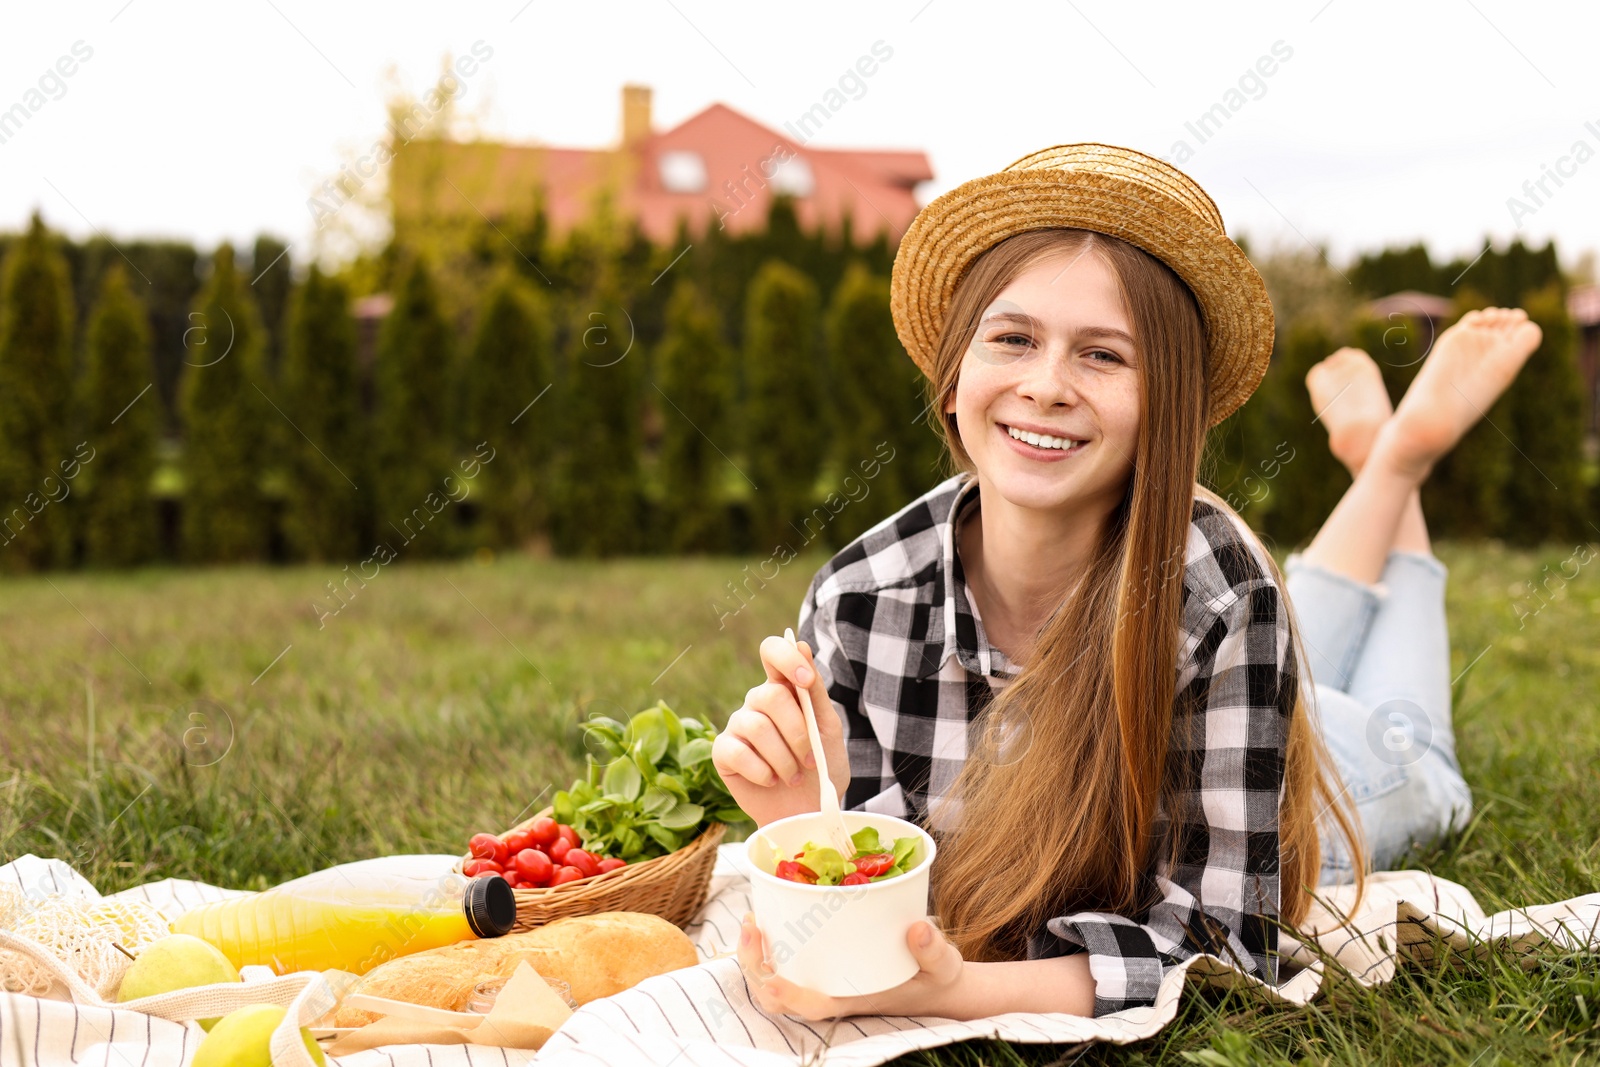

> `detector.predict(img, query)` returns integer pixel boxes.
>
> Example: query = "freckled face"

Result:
[945,249,1143,516]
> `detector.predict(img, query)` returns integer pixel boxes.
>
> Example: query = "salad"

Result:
[769,826,921,886]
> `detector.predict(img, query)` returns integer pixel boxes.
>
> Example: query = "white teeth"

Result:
[1007,425,1080,451]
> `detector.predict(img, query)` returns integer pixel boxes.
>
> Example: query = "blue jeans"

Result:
[1284,551,1474,885]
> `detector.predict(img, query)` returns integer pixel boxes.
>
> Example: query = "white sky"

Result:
[2,0,1596,276]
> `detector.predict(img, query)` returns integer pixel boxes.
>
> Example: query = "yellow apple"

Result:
[191,1004,326,1067]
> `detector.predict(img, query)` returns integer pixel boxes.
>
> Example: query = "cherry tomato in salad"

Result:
[549,865,586,886]
[840,872,871,886]
[596,857,627,874]
[775,860,818,884]
[850,853,895,878]
[526,817,560,849]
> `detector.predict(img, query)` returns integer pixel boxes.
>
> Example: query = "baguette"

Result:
[333,911,698,1027]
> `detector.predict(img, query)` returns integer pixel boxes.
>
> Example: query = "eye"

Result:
[1086,348,1124,365]
[994,332,1034,348]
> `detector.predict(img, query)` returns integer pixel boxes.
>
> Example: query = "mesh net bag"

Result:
[0,884,171,998]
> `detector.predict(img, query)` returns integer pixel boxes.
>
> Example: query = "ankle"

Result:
[1365,423,1434,487]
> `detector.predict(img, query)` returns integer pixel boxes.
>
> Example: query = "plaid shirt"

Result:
[796,473,1292,1016]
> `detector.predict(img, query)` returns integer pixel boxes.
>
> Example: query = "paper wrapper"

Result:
[327,961,572,1054]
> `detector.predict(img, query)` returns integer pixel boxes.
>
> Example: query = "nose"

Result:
[1015,342,1080,409]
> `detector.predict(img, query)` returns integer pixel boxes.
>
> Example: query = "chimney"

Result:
[621,84,652,145]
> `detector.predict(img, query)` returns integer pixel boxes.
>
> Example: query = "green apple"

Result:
[192,1004,326,1067]
[117,933,240,1031]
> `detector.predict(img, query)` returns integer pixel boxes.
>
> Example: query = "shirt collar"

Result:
[922,475,1022,681]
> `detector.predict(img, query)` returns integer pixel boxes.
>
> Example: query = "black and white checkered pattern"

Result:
[797,473,1293,1016]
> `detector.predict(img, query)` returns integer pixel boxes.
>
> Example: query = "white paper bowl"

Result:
[745,810,937,997]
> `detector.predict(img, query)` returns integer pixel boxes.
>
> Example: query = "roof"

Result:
[1568,283,1600,327]
[1364,290,1455,320]
[387,100,933,245]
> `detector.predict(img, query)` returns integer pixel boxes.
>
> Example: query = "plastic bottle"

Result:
[173,855,515,975]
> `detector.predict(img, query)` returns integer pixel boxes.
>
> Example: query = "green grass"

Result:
[3,543,1598,1065]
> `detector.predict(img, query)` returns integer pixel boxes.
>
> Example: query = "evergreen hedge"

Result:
[823,262,943,546]
[81,265,159,567]
[462,267,554,549]
[654,279,732,553]
[372,255,457,559]
[0,214,79,572]
[282,265,365,561]
[180,244,271,563]
[742,259,822,553]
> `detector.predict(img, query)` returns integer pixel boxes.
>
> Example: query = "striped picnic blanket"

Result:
[3,848,1598,1067]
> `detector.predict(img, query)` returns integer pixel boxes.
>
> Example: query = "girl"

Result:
[710,144,1542,1020]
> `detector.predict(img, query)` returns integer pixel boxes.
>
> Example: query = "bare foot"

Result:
[1375,307,1542,481]
[1307,347,1393,475]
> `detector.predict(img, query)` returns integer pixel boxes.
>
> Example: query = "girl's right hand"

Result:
[712,635,850,828]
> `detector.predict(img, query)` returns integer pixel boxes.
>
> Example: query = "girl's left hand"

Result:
[737,912,965,1020]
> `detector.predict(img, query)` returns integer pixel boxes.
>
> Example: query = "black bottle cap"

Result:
[464,874,516,938]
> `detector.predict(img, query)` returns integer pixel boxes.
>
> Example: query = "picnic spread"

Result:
[3,702,1598,1066]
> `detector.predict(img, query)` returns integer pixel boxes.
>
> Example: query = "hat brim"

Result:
[890,168,1275,427]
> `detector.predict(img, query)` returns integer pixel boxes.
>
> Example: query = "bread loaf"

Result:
[333,911,698,1027]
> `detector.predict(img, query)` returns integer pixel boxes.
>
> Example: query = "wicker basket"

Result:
[457,810,726,932]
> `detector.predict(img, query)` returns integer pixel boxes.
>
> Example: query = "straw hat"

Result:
[889,143,1274,427]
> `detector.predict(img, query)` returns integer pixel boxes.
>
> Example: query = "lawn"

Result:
[3,543,1598,1065]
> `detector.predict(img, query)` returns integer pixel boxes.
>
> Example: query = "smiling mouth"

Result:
[1001,424,1086,452]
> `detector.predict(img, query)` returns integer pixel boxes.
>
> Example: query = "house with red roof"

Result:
[387,85,932,246]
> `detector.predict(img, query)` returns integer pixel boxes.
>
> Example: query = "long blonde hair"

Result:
[926,228,1365,961]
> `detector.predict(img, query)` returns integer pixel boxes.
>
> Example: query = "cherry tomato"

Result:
[526,817,560,849]
[557,824,581,849]
[840,872,871,886]
[513,848,553,885]
[549,865,586,887]
[547,837,571,864]
[596,857,627,874]
[463,858,503,877]
[503,830,533,855]
[850,853,895,878]
[468,833,501,861]
[565,849,601,878]
[775,861,818,885]
[502,871,522,889]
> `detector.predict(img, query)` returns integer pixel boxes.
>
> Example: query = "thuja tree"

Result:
[655,279,733,553]
[81,265,159,567]
[742,259,822,553]
[251,235,293,378]
[1500,282,1586,545]
[549,286,644,557]
[824,263,943,546]
[372,255,457,558]
[282,265,365,561]
[0,213,77,572]
[180,244,271,562]
[462,267,554,549]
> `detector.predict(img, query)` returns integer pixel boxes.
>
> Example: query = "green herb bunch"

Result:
[553,701,752,861]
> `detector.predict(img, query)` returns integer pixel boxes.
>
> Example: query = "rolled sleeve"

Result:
[1031,576,1294,1016]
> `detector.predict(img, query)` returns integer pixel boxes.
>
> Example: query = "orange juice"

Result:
[174,855,515,975]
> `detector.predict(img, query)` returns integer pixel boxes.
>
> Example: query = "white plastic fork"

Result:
[784,627,854,857]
